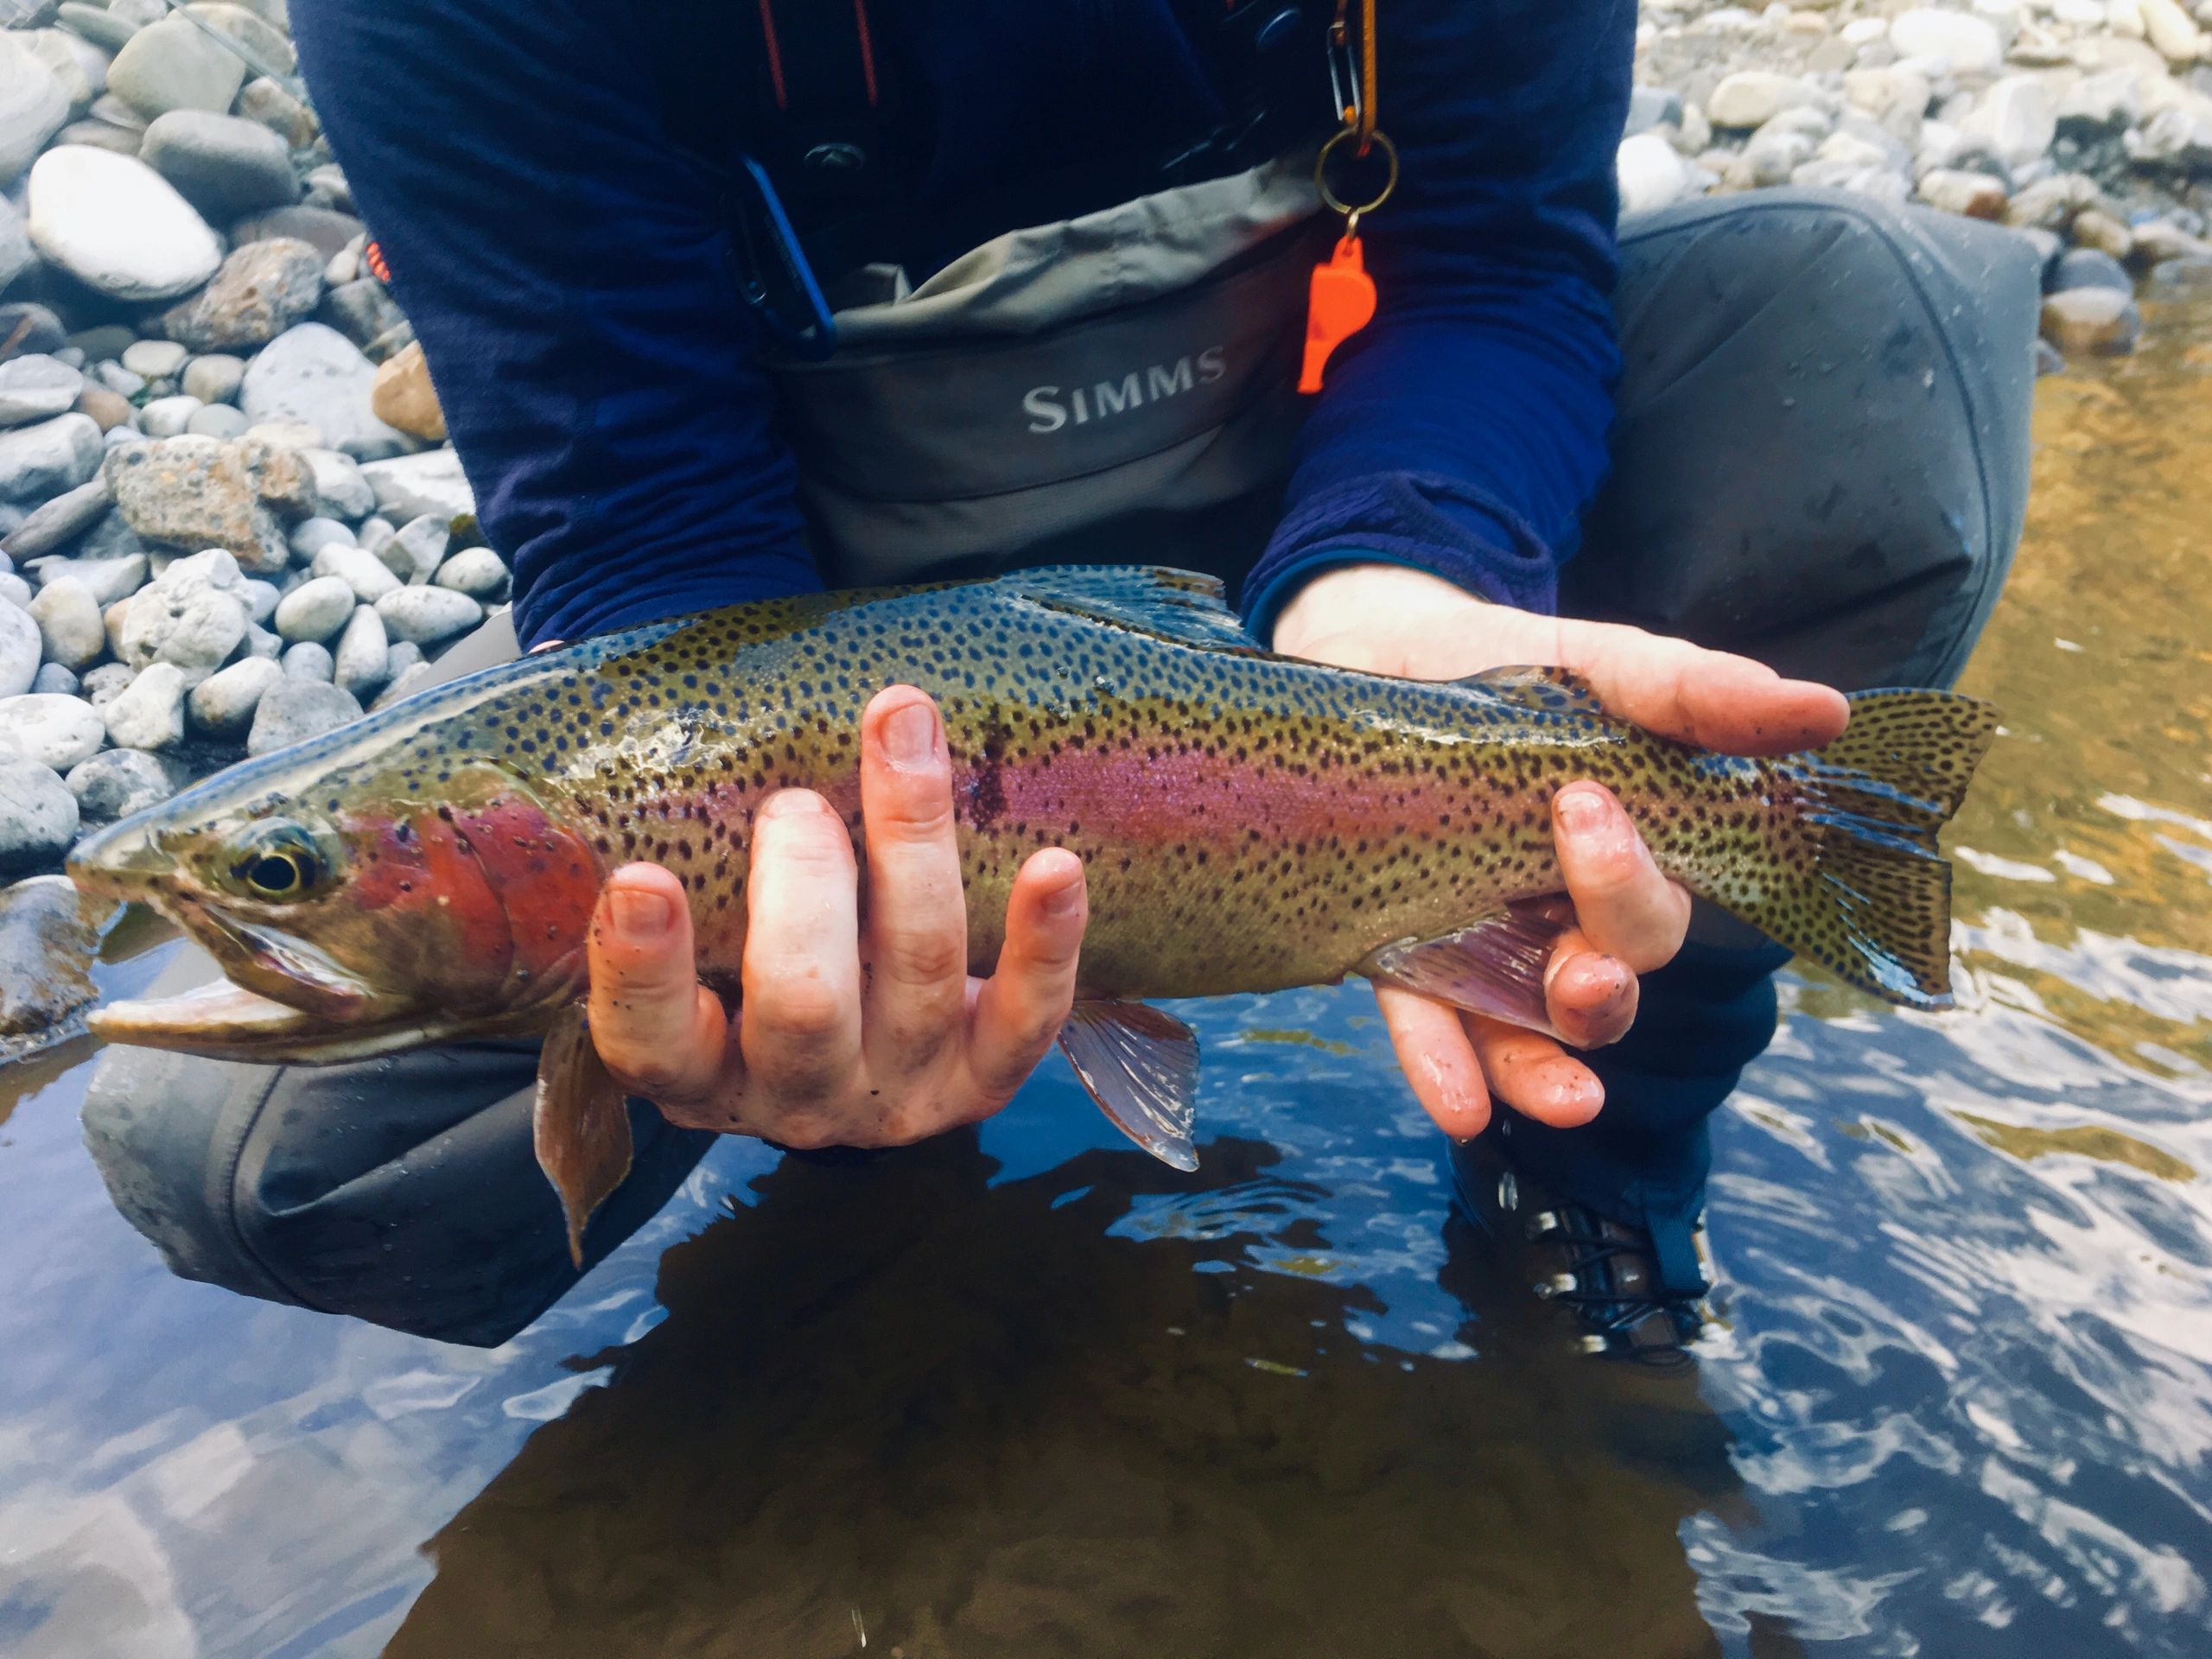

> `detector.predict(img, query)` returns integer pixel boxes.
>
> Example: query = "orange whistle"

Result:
[1299,233,1376,393]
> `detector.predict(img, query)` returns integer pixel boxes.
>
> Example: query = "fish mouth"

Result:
[86,977,447,1063]
[73,855,432,1060]
[85,902,442,1062]
[176,900,374,1016]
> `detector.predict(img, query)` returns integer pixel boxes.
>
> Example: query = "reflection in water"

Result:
[388,1137,1733,1659]
[3,302,2212,1657]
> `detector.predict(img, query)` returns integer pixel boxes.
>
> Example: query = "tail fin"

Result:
[1733,690,1999,1009]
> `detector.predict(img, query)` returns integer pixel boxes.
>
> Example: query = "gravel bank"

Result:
[0,0,498,898]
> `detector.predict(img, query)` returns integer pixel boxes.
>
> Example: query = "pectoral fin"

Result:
[1359,900,1576,1041]
[533,1001,635,1268]
[1057,1000,1201,1172]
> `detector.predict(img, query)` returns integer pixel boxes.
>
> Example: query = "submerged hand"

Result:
[1271,563,1850,1139]
[583,687,1089,1147]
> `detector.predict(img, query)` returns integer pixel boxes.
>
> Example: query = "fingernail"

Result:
[610,887,672,943]
[759,790,814,820]
[884,701,937,769]
[1555,786,1609,834]
[1043,874,1084,918]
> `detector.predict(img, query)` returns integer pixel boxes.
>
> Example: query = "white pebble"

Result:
[375,584,482,645]
[281,639,333,681]
[0,691,107,769]
[26,577,105,670]
[138,394,204,437]
[188,653,282,737]
[273,575,356,644]
[311,541,401,603]
[332,601,387,698]
[432,546,511,601]
[103,661,187,750]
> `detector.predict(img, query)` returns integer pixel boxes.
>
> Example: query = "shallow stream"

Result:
[3,300,2210,1658]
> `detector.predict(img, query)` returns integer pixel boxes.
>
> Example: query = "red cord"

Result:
[756,0,788,108]
[852,0,880,106]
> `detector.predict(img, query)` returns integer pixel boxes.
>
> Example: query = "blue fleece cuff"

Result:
[1240,471,1561,644]
[512,542,822,649]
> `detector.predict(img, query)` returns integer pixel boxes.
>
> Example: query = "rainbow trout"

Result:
[71,568,1997,1259]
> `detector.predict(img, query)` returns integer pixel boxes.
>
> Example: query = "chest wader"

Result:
[769,156,1329,592]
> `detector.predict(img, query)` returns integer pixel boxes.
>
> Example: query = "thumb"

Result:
[585,862,727,1104]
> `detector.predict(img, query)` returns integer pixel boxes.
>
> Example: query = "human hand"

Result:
[1271,563,1849,1138]
[582,686,1090,1147]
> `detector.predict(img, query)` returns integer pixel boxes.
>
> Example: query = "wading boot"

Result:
[1448,1129,1709,1368]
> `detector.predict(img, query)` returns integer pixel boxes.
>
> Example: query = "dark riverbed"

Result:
[4,302,2210,1658]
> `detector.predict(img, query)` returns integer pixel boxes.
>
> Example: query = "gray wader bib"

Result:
[772,155,1327,587]
[81,187,2038,1343]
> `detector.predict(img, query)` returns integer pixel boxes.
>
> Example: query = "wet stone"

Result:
[162,237,325,353]
[432,545,510,602]
[182,353,245,406]
[139,107,298,219]
[0,413,101,503]
[311,540,399,603]
[0,690,105,769]
[2,479,111,560]
[103,434,317,574]
[120,340,187,380]
[138,395,203,438]
[280,639,331,681]
[287,515,353,560]
[359,448,472,524]
[106,16,245,121]
[102,660,187,750]
[246,677,360,755]
[238,321,408,460]
[382,512,447,582]
[187,404,250,440]
[375,583,480,645]
[2049,247,2133,294]
[230,206,364,262]
[0,355,85,427]
[26,576,103,669]
[272,575,354,644]
[300,448,372,519]
[0,874,99,1038]
[2041,287,2142,354]
[331,601,386,699]
[26,145,220,302]
[67,744,186,819]
[186,652,278,736]
[0,601,36,696]
[2145,254,2212,290]
[74,386,134,434]
[0,764,78,876]
[78,660,131,709]
[114,545,249,683]
[26,551,147,608]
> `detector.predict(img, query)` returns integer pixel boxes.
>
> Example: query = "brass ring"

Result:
[1315,126,1399,219]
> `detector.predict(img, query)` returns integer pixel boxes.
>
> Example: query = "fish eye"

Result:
[224,823,332,904]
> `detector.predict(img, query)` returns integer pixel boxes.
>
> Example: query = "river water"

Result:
[3,302,2209,1659]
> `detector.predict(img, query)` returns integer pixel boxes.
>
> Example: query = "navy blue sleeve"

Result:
[1240,0,1635,639]
[291,0,817,649]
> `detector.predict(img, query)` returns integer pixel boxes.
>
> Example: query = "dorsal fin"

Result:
[1001,565,1265,655]
[1457,664,1608,716]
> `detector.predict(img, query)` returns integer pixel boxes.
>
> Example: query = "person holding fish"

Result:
[79,0,2037,1362]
